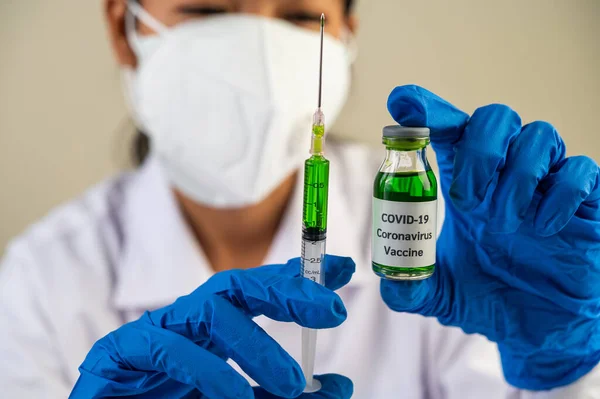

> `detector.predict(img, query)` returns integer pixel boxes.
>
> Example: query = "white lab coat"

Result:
[0,141,598,398]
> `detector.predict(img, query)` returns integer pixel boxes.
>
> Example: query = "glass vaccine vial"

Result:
[372,125,438,280]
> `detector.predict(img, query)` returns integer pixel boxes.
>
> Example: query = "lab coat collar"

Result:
[113,154,370,311]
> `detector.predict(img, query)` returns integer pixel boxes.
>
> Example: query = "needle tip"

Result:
[321,14,325,27]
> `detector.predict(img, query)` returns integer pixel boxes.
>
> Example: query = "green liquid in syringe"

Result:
[302,154,330,240]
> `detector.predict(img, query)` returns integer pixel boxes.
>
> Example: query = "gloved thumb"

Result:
[387,85,469,166]
[379,272,441,317]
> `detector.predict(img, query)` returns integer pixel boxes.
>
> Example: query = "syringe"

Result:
[300,13,329,394]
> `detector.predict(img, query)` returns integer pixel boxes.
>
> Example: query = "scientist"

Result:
[1,0,600,398]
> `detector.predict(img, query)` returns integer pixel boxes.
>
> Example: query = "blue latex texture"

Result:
[69,255,355,399]
[382,85,600,390]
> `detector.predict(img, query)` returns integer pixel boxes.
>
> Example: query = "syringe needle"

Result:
[318,13,325,109]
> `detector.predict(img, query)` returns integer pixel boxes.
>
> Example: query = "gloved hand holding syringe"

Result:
[300,13,330,393]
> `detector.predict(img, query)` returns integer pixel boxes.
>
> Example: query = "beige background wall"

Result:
[1,0,599,253]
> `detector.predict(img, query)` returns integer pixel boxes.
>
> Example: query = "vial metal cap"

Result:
[383,125,430,138]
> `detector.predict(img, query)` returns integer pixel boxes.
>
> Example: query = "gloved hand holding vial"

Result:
[381,85,600,390]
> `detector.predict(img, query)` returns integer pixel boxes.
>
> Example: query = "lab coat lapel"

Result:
[113,156,214,311]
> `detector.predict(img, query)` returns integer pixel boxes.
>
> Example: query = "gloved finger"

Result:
[210,267,348,328]
[449,104,522,211]
[488,121,566,233]
[285,255,356,291]
[535,156,600,236]
[200,295,305,398]
[253,374,354,399]
[147,265,348,343]
[80,323,253,399]
[379,271,441,317]
[387,85,470,174]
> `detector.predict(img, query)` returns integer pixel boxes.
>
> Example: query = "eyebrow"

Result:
[175,0,231,13]
[176,4,229,12]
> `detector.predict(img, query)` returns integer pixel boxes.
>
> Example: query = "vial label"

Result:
[372,198,437,268]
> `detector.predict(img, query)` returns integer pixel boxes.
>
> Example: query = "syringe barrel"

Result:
[299,147,330,394]
[301,238,326,285]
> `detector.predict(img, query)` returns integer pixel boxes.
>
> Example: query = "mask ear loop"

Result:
[122,2,169,132]
[127,1,169,35]
[124,6,141,55]
[122,3,162,131]
[125,1,169,57]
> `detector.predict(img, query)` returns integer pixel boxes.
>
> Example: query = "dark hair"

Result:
[132,0,357,165]
[345,0,354,14]
[139,0,355,9]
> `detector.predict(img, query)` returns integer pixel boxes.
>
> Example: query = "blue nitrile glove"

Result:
[253,374,353,399]
[69,255,355,399]
[381,85,600,390]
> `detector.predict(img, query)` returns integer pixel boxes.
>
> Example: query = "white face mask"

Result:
[123,2,352,208]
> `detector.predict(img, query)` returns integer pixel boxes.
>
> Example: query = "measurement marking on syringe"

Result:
[301,239,325,284]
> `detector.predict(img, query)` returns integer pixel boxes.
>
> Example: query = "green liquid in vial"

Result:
[372,170,438,280]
